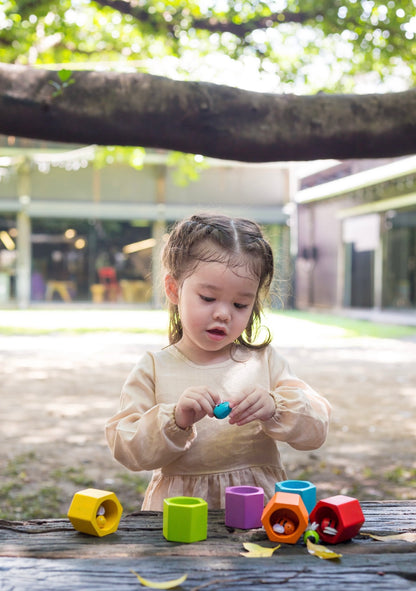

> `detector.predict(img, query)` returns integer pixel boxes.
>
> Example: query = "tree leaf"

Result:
[306,539,342,560]
[130,570,188,589]
[364,532,416,543]
[241,542,281,557]
[57,69,73,83]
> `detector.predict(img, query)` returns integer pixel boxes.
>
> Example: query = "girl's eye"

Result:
[200,295,215,302]
[234,303,248,309]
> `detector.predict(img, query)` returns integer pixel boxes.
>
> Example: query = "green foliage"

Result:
[93,146,146,170]
[167,152,209,186]
[1,0,416,92]
[49,68,75,97]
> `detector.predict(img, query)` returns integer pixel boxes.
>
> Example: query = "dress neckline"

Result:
[168,344,248,368]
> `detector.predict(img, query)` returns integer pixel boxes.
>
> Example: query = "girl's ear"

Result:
[164,274,179,304]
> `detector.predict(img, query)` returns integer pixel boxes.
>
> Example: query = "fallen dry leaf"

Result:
[306,539,342,560]
[130,570,188,589]
[240,542,281,557]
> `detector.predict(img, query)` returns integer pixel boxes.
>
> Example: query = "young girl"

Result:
[105,213,331,510]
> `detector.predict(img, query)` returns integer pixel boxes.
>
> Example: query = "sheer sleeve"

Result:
[105,352,196,471]
[261,347,331,450]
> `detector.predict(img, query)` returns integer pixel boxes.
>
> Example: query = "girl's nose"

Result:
[213,305,231,322]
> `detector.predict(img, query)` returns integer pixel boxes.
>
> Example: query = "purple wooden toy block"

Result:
[225,485,264,529]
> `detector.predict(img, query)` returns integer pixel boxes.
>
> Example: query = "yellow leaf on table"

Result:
[306,539,342,560]
[240,542,281,557]
[130,570,188,589]
[364,532,416,543]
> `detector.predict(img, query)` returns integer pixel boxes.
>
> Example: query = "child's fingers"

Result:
[184,396,209,417]
[179,387,220,418]
[230,390,257,414]
[199,396,217,417]
[229,388,274,425]
[230,400,261,425]
[194,388,221,416]
[207,389,222,407]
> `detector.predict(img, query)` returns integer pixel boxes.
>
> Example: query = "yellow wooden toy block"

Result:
[67,488,123,537]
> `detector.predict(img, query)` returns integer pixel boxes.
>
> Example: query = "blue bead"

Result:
[213,401,231,419]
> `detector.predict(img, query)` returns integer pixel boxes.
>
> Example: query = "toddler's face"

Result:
[175,259,259,364]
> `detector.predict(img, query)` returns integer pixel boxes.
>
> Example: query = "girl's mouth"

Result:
[207,328,226,340]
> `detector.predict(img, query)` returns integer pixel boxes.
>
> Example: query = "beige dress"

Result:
[105,344,331,510]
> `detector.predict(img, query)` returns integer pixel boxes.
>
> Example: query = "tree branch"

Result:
[191,11,313,36]
[1,63,416,162]
[93,0,157,26]
[92,0,313,37]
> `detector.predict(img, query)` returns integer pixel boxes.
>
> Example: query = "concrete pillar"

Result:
[16,209,31,308]
[336,225,345,309]
[152,164,167,309]
[286,165,299,309]
[373,215,383,309]
[16,160,32,308]
[151,219,166,309]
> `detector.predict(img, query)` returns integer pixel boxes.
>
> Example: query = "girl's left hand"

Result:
[228,386,276,426]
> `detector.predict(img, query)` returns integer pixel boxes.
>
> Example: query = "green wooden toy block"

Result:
[163,496,208,543]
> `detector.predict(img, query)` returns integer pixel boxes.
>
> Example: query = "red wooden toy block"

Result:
[309,494,365,544]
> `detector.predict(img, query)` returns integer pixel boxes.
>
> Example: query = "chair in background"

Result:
[98,267,120,302]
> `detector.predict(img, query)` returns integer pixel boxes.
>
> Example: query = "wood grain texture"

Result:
[1,501,415,590]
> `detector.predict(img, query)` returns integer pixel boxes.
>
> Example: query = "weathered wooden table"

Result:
[1,501,415,590]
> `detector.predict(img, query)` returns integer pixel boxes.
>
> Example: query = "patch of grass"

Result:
[3,451,37,477]
[385,466,416,486]
[294,468,314,481]
[118,472,149,494]
[0,308,169,336]
[0,326,167,336]
[1,308,414,339]
[114,472,150,513]
[4,487,62,520]
[362,467,375,479]
[51,466,95,487]
[0,479,24,497]
[0,452,150,519]
[0,457,63,520]
[0,454,101,520]
[272,310,416,340]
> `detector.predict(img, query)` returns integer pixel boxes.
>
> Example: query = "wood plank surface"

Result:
[0,501,415,590]
[1,554,415,591]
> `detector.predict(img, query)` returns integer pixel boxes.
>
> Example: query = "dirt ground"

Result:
[1,328,416,520]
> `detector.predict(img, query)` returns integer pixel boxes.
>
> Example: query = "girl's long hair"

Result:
[162,213,274,350]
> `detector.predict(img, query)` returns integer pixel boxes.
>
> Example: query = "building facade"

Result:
[295,157,416,312]
[0,136,293,308]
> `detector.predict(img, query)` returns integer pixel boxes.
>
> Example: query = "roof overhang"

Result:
[296,155,416,204]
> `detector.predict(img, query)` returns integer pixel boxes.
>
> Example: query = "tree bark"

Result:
[1,63,416,162]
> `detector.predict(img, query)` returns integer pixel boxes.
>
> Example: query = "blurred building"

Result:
[0,136,292,308]
[295,157,416,312]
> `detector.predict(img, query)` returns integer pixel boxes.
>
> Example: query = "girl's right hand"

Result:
[174,387,220,430]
